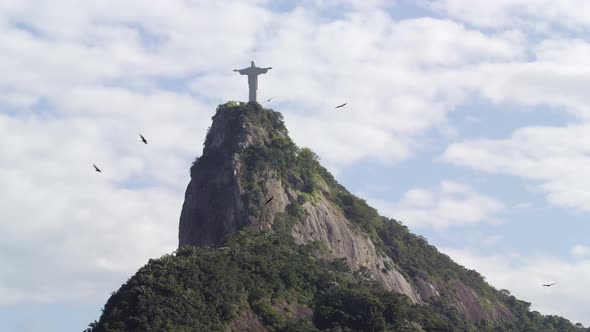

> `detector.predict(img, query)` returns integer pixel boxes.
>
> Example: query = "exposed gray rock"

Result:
[416,278,440,301]
[179,104,251,247]
[451,279,515,322]
[291,196,421,303]
[178,154,246,247]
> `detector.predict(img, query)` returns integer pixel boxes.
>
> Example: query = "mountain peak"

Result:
[179,101,291,247]
[200,101,288,157]
[180,101,487,311]
[88,102,587,332]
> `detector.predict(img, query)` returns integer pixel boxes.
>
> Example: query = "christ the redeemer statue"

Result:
[233,61,272,103]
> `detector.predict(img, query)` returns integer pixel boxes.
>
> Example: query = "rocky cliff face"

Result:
[178,103,278,247]
[179,102,420,302]
[179,101,512,322]
[179,102,249,247]
[291,196,421,303]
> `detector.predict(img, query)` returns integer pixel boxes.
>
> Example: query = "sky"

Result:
[1,0,589,330]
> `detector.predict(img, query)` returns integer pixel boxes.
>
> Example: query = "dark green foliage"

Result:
[91,219,585,331]
[90,218,456,331]
[237,130,321,220]
[282,319,319,332]
[92,247,243,331]
[90,223,316,331]
[314,286,386,330]
[251,300,287,331]
[297,148,319,193]
[336,192,382,234]
[286,201,307,220]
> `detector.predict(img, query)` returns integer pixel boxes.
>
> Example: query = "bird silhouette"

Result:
[265,197,274,205]
[542,282,557,287]
[93,164,102,173]
[140,134,148,144]
[263,97,275,103]
[335,103,347,109]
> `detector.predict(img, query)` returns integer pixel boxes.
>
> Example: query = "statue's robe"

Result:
[236,66,270,102]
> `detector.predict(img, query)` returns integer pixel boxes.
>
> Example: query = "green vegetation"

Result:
[88,220,587,331]
[88,104,588,331]
[88,214,453,332]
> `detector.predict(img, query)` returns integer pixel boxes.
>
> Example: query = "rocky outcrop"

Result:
[227,309,267,332]
[179,101,517,322]
[452,279,487,322]
[179,102,294,246]
[416,278,440,301]
[272,300,313,323]
[179,103,250,247]
[179,102,422,302]
[291,196,421,303]
[226,301,313,332]
[450,280,515,322]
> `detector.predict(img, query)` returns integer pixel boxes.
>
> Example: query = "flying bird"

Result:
[93,164,102,173]
[542,282,557,287]
[335,103,347,109]
[265,197,274,205]
[263,96,275,103]
[140,134,148,144]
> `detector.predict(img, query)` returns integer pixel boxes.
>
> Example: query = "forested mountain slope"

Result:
[88,102,586,332]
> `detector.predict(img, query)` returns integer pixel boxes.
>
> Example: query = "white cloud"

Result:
[449,61,590,119]
[0,110,184,304]
[535,38,590,65]
[302,0,391,10]
[367,180,505,228]
[442,247,590,326]
[253,14,524,165]
[425,0,590,32]
[572,245,590,259]
[0,0,528,169]
[443,124,590,211]
[481,235,504,247]
[435,37,590,213]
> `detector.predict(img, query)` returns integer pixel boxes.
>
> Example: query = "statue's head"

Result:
[251,61,255,67]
